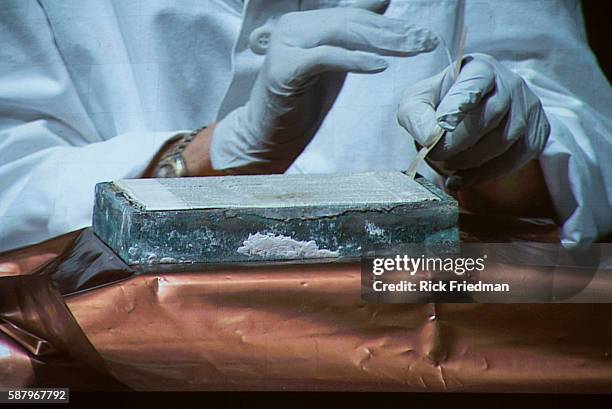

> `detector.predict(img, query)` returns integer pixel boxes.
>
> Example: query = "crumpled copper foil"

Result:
[0,331,35,387]
[1,214,612,392]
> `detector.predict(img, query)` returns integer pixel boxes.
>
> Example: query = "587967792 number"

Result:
[2,388,69,403]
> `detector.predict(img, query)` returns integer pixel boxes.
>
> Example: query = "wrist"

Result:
[182,124,225,177]
[144,124,225,178]
[454,159,556,219]
[143,134,184,178]
[152,127,206,178]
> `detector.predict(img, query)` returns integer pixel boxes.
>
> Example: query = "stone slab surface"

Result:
[113,172,439,211]
[93,172,458,265]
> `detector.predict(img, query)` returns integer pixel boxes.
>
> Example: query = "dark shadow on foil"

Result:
[0,229,133,389]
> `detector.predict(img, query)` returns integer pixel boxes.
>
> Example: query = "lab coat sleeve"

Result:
[0,4,179,251]
[467,0,612,245]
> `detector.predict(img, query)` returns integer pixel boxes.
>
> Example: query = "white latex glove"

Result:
[211,0,439,173]
[398,53,550,189]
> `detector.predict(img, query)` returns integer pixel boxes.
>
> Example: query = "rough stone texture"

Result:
[92,172,458,265]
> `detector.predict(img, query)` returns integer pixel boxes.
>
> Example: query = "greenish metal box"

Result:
[92,172,458,265]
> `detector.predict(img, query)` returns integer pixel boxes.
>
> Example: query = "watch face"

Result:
[155,153,186,178]
[156,164,177,178]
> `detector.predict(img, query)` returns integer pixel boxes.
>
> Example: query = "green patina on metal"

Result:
[92,172,458,265]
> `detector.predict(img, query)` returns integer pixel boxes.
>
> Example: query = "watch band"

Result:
[153,126,206,178]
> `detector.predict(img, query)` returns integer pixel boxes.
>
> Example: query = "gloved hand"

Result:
[211,0,439,173]
[397,53,550,189]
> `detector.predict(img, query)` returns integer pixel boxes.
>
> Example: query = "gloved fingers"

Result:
[344,21,440,56]
[297,46,390,77]
[435,70,549,172]
[435,57,497,131]
[443,88,549,170]
[506,78,551,155]
[342,0,390,13]
[444,133,538,190]
[525,104,551,154]
[278,9,438,57]
[427,85,511,162]
[397,71,447,147]
[442,118,516,170]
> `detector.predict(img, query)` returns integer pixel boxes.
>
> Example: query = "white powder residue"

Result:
[237,232,339,259]
[365,221,385,237]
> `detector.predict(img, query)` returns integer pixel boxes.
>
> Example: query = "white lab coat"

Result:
[0,0,610,251]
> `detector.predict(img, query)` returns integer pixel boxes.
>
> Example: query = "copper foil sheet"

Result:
[1,214,612,392]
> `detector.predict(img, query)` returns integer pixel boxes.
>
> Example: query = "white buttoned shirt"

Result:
[0,0,610,251]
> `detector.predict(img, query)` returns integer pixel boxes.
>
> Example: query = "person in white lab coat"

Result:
[0,0,610,252]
